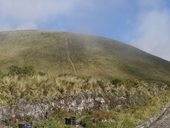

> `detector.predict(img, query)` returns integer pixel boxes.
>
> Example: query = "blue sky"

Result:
[0,0,170,60]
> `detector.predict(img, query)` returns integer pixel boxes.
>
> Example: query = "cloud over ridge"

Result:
[131,0,170,60]
[0,0,170,60]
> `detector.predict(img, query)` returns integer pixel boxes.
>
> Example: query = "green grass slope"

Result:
[0,30,170,83]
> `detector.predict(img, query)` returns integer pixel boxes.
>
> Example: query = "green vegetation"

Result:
[0,66,170,127]
[0,67,167,106]
[0,30,170,83]
[31,88,170,128]
[0,30,170,127]
[9,65,35,76]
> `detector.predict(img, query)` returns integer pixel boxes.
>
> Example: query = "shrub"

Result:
[38,71,46,76]
[0,70,4,77]
[124,79,141,86]
[22,66,35,76]
[110,78,122,85]
[8,65,35,76]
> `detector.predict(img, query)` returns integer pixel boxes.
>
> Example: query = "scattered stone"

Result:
[65,117,76,125]
[18,124,32,128]
[65,117,86,128]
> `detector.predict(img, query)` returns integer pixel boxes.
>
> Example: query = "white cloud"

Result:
[0,0,117,23]
[16,23,38,30]
[131,1,170,61]
[0,0,95,30]
[132,11,170,60]
[0,0,82,22]
[0,0,127,31]
[0,22,37,31]
[0,24,12,31]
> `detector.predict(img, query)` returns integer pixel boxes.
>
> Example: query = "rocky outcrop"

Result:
[0,92,144,124]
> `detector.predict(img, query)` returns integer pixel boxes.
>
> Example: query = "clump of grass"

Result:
[8,65,35,76]
[0,74,165,106]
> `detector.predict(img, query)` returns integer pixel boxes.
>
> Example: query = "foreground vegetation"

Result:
[34,92,170,128]
[0,66,170,128]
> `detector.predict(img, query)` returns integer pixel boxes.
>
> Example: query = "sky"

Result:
[0,0,170,60]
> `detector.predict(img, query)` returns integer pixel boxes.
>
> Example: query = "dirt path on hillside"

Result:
[65,35,77,75]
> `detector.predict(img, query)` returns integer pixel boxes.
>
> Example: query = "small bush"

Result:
[110,78,122,85]
[0,70,4,77]
[124,79,141,86]
[8,65,35,76]
[38,71,46,76]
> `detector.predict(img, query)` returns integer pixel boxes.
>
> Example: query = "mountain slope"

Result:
[0,30,170,83]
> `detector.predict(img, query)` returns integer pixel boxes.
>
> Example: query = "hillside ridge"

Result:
[0,30,170,83]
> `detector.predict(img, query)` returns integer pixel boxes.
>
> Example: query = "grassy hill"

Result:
[1,30,170,127]
[0,30,170,83]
